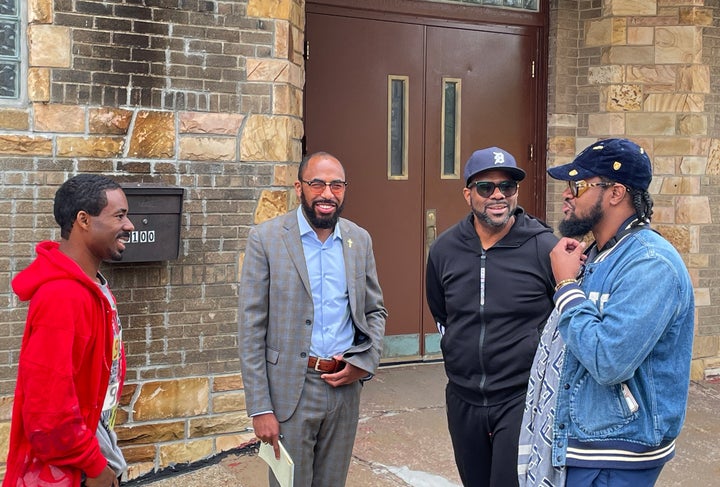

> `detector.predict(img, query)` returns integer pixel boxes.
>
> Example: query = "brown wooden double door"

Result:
[304,5,546,359]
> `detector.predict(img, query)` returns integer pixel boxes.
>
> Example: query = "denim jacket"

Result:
[551,226,694,469]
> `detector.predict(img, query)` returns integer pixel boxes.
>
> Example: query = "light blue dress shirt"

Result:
[297,207,354,358]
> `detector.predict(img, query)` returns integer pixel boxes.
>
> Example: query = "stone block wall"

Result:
[698,0,720,377]
[546,0,720,380]
[0,0,304,480]
[3,0,720,481]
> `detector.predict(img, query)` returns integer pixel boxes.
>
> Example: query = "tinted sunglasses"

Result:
[468,180,519,198]
[301,178,348,194]
[567,180,614,198]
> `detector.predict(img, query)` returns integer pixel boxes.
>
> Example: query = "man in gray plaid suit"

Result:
[239,151,387,486]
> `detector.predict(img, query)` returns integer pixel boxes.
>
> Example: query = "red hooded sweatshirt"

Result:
[3,241,126,487]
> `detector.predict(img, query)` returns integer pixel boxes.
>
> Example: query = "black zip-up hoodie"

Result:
[426,207,558,406]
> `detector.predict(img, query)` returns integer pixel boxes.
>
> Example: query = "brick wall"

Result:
[698,1,720,371]
[0,0,304,479]
[546,0,581,232]
[3,0,720,481]
[546,0,720,379]
[50,0,269,111]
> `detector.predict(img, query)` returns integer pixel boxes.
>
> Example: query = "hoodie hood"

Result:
[503,206,555,245]
[12,241,98,302]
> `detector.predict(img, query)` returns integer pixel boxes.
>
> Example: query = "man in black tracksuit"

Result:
[426,147,558,487]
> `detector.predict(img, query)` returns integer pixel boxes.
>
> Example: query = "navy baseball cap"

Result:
[463,147,526,186]
[547,138,652,191]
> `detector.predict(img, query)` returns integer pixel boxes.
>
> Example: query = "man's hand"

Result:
[550,237,587,283]
[253,412,281,460]
[84,465,118,487]
[321,356,368,387]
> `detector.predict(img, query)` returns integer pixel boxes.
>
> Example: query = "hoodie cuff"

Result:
[82,453,109,479]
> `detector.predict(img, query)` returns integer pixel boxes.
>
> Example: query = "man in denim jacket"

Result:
[520,139,694,487]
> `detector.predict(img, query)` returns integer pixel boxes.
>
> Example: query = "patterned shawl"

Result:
[518,306,567,487]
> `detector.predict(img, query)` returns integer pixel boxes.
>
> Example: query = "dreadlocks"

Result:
[597,176,654,225]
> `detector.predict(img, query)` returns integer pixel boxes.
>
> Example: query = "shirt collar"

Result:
[596,216,647,253]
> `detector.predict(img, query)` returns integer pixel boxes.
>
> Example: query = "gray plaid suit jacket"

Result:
[238,211,387,422]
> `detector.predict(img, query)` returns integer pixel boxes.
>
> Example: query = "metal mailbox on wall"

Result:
[117,184,184,263]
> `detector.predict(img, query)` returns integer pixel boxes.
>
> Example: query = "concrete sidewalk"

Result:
[139,362,720,486]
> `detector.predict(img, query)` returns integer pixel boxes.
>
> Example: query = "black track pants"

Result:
[446,385,525,487]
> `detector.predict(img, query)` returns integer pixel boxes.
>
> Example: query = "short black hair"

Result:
[54,174,122,240]
[298,151,337,181]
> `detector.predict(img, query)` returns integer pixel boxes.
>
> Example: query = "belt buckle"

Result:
[314,357,325,372]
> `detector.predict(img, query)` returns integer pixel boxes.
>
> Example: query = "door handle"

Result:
[425,209,437,261]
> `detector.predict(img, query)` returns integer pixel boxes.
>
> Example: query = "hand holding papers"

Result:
[258,439,294,487]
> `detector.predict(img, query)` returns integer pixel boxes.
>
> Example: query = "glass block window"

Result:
[432,0,538,11]
[0,0,20,100]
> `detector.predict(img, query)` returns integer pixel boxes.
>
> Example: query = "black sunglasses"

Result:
[468,180,519,198]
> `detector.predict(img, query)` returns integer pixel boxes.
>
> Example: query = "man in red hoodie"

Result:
[4,174,135,487]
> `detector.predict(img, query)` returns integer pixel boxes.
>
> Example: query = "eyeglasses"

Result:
[568,180,615,198]
[301,178,348,194]
[468,180,519,198]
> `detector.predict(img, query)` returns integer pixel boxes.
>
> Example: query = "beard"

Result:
[301,192,344,229]
[559,196,603,238]
[109,250,124,261]
[471,200,516,230]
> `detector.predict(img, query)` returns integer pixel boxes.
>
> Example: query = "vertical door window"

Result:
[0,0,20,100]
[441,78,461,179]
[387,76,409,179]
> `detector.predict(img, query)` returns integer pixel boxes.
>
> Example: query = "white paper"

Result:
[258,439,294,487]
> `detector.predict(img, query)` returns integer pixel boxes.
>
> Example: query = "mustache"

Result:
[117,232,131,240]
[484,201,508,209]
[313,199,337,207]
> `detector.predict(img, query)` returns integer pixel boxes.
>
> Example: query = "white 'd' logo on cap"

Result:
[493,152,505,165]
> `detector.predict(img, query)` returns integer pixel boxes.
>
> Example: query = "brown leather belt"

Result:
[308,356,344,373]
